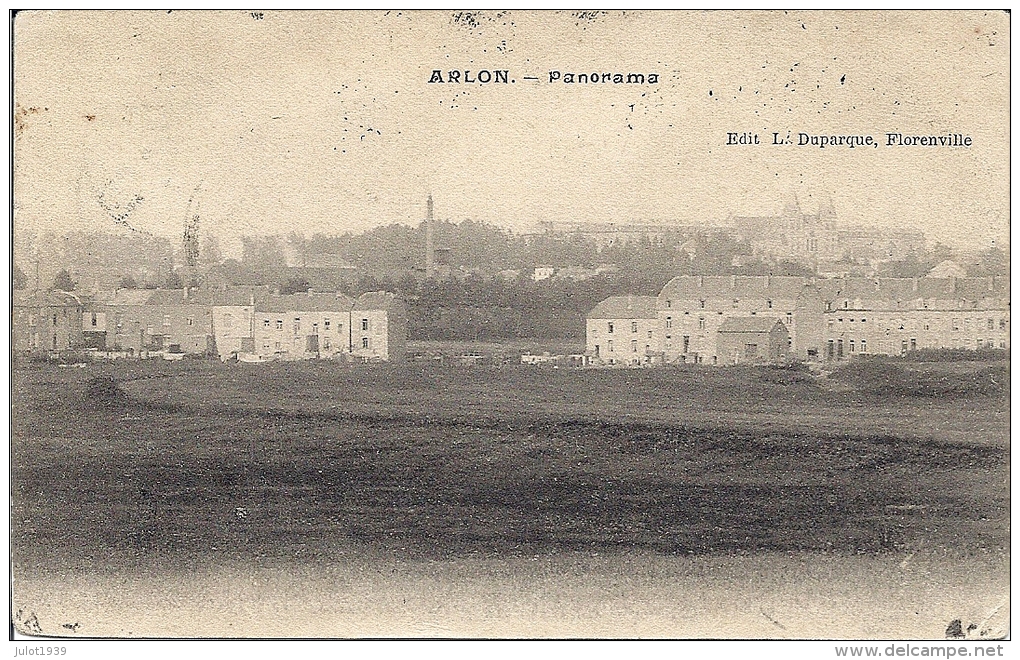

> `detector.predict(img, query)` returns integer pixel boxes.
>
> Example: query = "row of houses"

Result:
[586,275,1010,366]
[13,287,407,362]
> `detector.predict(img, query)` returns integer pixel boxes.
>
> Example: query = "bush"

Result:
[831,361,1008,398]
[83,375,128,406]
[754,362,815,385]
[895,348,1010,362]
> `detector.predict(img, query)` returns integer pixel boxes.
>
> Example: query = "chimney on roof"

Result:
[949,275,957,293]
[912,277,918,292]
[698,275,704,287]
[988,276,994,291]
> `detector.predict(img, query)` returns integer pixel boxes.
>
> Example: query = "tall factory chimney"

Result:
[425,194,435,278]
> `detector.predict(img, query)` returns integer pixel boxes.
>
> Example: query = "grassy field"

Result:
[10,358,1010,637]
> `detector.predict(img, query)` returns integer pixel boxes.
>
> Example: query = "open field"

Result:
[11,359,1010,638]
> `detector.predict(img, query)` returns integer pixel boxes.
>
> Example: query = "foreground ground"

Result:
[11,359,1010,638]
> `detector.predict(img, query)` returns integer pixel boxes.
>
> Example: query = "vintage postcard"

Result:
[11,10,1009,644]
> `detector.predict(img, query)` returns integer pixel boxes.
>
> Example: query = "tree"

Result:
[118,275,138,289]
[52,269,76,291]
[279,276,311,295]
[162,269,184,289]
[13,265,27,290]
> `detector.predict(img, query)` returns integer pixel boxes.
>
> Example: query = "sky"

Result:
[13,10,1010,255]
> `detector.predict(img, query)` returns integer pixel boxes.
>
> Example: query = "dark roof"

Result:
[587,295,658,319]
[658,276,810,302]
[352,291,403,312]
[817,276,1008,301]
[717,317,788,334]
[13,290,85,308]
[258,292,356,313]
[657,275,1008,306]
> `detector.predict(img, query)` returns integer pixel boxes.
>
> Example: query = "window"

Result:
[860,339,867,353]
[631,321,638,333]
[52,314,58,327]
[323,338,331,351]
[849,340,855,353]
[163,315,171,327]
[325,319,331,330]
[827,319,835,330]
[647,330,653,339]
[699,300,705,309]
[294,318,301,335]
[608,340,614,353]
[362,318,369,331]
[952,319,960,332]
[276,320,283,330]
[187,318,194,327]
[362,337,369,349]
[732,299,739,308]
[607,322,614,334]
[665,317,672,329]
[698,318,706,330]
[90,313,97,327]
[767,300,773,309]
[264,319,270,328]
[1000,319,1007,331]
[631,340,638,353]
[666,300,672,308]
[988,318,995,330]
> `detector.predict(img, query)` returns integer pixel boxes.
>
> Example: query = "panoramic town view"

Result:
[11,10,1008,644]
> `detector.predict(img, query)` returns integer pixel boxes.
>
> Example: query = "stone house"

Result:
[585,295,660,366]
[12,290,86,353]
[716,317,790,365]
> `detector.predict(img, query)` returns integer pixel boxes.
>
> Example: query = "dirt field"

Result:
[10,359,1010,638]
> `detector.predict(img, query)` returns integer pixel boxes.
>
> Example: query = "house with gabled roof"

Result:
[12,290,86,354]
[716,317,790,365]
[586,295,660,366]
[250,291,355,361]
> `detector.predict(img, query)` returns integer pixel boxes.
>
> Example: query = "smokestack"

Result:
[425,194,435,278]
